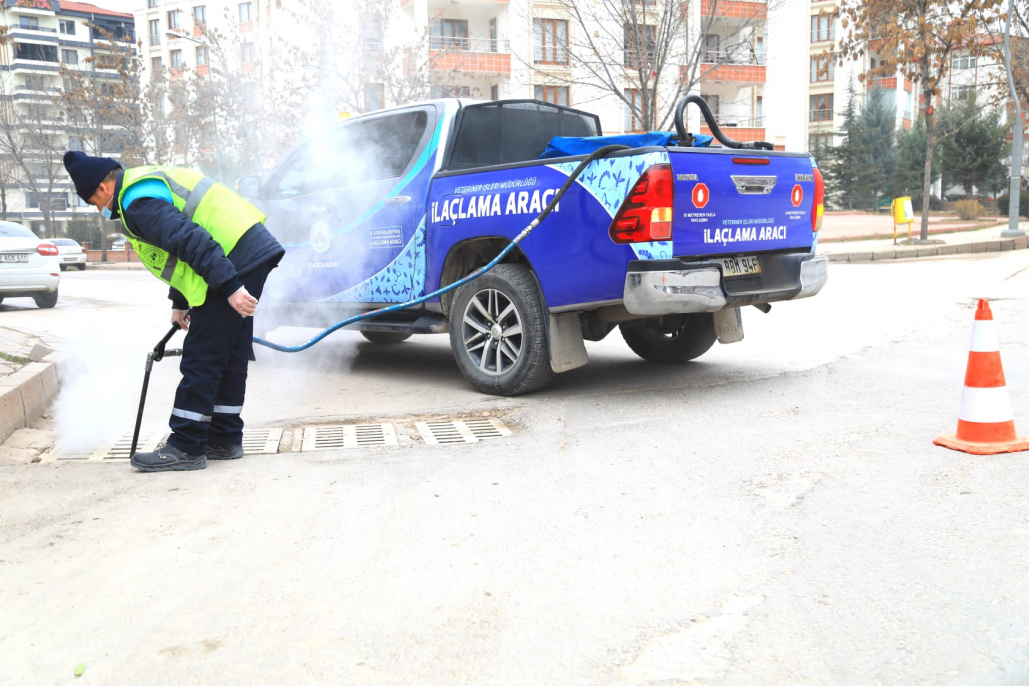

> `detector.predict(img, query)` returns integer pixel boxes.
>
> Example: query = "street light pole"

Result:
[1002,0,1025,238]
[166,31,225,183]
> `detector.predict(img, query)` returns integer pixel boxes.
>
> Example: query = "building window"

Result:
[239,42,255,63]
[170,49,183,68]
[810,14,835,43]
[168,10,182,30]
[16,43,58,62]
[810,54,834,82]
[808,133,832,159]
[533,19,568,64]
[704,34,720,62]
[809,93,834,121]
[148,0,159,7]
[148,19,160,45]
[624,88,646,132]
[952,84,975,101]
[193,5,206,24]
[361,14,383,53]
[59,19,76,35]
[534,85,569,106]
[430,85,471,98]
[701,93,720,119]
[430,19,469,50]
[68,136,84,152]
[238,2,253,22]
[196,46,208,66]
[19,17,39,29]
[952,54,976,70]
[623,24,656,68]
[364,83,384,112]
[61,49,78,65]
[491,85,499,100]
[151,56,163,72]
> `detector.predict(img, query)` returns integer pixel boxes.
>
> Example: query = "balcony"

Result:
[700,0,767,21]
[429,38,510,74]
[699,51,766,83]
[809,108,834,122]
[699,114,765,141]
[16,24,57,34]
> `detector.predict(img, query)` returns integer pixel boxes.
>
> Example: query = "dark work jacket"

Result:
[112,172,284,310]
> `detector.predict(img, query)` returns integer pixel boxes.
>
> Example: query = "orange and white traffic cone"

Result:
[935,299,1029,455]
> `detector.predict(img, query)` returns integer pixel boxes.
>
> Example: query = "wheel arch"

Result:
[438,237,537,318]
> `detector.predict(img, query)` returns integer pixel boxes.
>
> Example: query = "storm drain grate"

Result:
[416,418,512,445]
[301,424,399,451]
[242,428,283,455]
[48,431,166,462]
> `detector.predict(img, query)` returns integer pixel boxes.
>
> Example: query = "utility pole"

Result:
[1002,0,1025,238]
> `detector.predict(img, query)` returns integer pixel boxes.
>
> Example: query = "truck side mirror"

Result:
[235,175,262,199]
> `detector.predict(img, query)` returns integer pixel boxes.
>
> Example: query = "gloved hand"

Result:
[171,309,190,331]
[228,286,258,317]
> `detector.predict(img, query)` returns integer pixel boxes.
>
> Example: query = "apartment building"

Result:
[396,0,773,141]
[0,0,135,235]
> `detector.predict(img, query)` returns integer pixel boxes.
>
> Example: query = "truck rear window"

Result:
[447,100,600,171]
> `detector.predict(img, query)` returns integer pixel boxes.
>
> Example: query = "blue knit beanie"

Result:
[63,151,122,201]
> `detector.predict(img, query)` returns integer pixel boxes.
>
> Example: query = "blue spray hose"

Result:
[251,144,629,354]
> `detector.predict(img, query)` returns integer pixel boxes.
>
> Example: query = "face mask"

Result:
[101,196,113,221]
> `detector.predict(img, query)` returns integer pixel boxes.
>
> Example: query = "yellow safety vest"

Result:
[118,166,267,307]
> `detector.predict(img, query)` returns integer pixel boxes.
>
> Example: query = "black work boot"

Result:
[130,444,207,472]
[206,443,244,460]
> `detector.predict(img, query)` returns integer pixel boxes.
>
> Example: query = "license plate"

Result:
[715,255,761,277]
[0,253,28,263]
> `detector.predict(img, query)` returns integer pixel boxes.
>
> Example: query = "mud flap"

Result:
[714,307,744,344]
[548,312,588,373]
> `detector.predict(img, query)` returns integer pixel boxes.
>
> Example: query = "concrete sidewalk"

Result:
[819,222,1029,263]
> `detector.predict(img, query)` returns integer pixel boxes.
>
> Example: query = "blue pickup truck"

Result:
[237,98,828,396]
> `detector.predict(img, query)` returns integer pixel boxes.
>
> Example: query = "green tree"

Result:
[937,96,1009,197]
[824,79,864,209]
[893,117,940,210]
[857,87,898,208]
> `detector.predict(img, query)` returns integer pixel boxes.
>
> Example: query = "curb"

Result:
[0,352,65,443]
[825,235,1029,263]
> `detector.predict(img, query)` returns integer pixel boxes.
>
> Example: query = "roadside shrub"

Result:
[998,193,1029,218]
[955,199,986,220]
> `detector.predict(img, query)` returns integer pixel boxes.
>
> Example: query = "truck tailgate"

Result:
[669,149,816,258]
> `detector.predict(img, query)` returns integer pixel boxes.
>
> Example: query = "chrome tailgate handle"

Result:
[730,175,776,195]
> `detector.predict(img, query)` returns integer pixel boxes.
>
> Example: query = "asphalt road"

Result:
[2,251,1029,684]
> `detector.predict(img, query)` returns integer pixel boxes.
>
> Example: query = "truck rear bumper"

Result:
[623,253,828,315]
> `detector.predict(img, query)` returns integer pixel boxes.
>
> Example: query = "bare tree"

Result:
[517,0,772,131]
[834,0,1005,240]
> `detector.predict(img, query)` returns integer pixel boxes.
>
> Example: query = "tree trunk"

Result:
[920,92,935,241]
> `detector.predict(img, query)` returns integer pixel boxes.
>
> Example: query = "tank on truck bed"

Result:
[243,97,827,396]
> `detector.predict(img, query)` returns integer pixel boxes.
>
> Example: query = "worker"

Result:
[63,152,284,472]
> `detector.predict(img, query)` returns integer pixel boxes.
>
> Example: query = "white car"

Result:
[52,238,87,271]
[0,222,60,308]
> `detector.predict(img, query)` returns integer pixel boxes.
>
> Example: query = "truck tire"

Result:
[33,290,58,309]
[360,331,411,344]
[448,263,554,396]
[620,313,716,364]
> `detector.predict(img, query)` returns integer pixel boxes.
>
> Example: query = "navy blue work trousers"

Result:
[167,261,273,455]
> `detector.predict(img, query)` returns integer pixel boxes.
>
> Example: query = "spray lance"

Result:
[127,143,634,455]
[130,322,182,457]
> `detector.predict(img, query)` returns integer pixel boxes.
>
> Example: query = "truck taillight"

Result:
[36,243,58,256]
[812,167,824,233]
[610,164,674,244]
